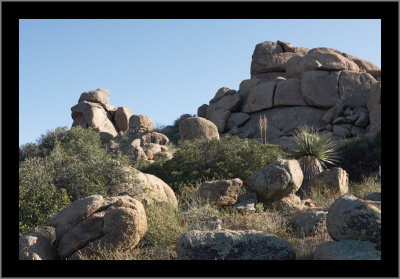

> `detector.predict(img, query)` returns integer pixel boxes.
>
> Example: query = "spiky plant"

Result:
[288,126,340,196]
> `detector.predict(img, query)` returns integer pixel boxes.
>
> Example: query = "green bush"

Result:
[337,131,381,181]
[19,157,71,236]
[142,135,285,193]
[19,126,134,234]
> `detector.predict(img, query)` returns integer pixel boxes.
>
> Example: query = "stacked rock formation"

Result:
[197,40,381,148]
[71,88,172,162]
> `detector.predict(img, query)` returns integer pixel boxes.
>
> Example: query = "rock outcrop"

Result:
[313,239,381,260]
[176,229,296,260]
[197,40,381,149]
[47,195,147,259]
[196,178,243,206]
[179,117,220,141]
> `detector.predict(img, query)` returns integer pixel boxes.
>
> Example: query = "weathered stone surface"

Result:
[343,108,353,116]
[294,47,310,55]
[176,229,296,260]
[142,143,162,157]
[109,167,178,208]
[19,232,57,260]
[354,107,369,127]
[47,195,105,241]
[250,41,283,76]
[308,167,349,195]
[209,87,234,104]
[241,107,326,137]
[226,112,250,130]
[78,88,110,106]
[129,115,155,133]
[114,107,133,132]
[252,52,299,76]
[253,72,287,82]
[287,51,359,78]
[205,109,230,133]
[277,40,295,52]
[196,178,243,206]
[364,192,381,202]
[197,104,209,118]
[129,139,147,162]
[71,101,118,139]
[322,100,345,124]
[345,115,359,124]
[140,132,169,146]
[207,91,241,112]
[301,71,340,109]
[333,124,352,138]
[367,104,381,133]
[313,240,381,260]
[242,81,276,113]
[270,136,297,151]
[245,159,303,203]
[342,53,381,79]
[290,211,328,237]
[338,71,376,108]
[274,78,307,106]
[68,196,147,259]
[272,194,306,211]
[327,195,381,243]
[239,78,262,96]
[332,116,347,125]
[366,81,381,111]
[179,117,219,141]
[233,192,257,212]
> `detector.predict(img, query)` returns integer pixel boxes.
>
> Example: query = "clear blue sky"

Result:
[19,19,381,146]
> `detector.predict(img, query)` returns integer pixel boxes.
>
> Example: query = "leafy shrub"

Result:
[142,135,285,193]
[349,176,381,199]
[19,157,71,236]
[337,131,381,181]
[19,126,134,234]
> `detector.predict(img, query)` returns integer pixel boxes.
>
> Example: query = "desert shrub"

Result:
[142,135,285,193]
[337,131,381,181]
[288,126,340,196]
[19,157,71,236]
[19,126,133,234]
[19,142,42,161]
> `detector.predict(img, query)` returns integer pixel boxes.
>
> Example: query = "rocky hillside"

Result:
[197,40,381,149]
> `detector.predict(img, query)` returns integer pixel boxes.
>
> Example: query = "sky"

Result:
[19,19,381,146]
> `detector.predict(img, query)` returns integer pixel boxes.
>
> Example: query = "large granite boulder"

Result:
[338,71,376,108]
[114,107,133,132]
[48,195,147,259]
[327,195,381,243]
[179,117,220,141]
[196,178,243,206]
[176,229,296,260]
[129,114,155,134]
[242,81,276,113]
[140,131,169,146]
[301,71,341,109]
[290,211,328,237]
[245,159,303,203]
[78,88,110,107]
[313,239,381,260]
[71,101,118,139]
[366,81,381,111]
[368,104,381,133]
[109,167,178,208]
[274,78,307,106]
[307,167,349,195]
[342,53,381,79]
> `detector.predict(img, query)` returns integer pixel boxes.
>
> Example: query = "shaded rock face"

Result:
[245,159,303,203]
[48,195,147,259]
[327,195,381,243]
[114,107,133,132]
[307,167,349,195]
[179,117,219,141]
[233,192,257,212]
[196,179,243,206]
[19,231,57,260]
[176,229,296,260]
[313,239,381,260]
[198,40,380,147]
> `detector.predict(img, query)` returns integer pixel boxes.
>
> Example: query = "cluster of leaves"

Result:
[142,135,285,194]
[336,130,381,181]
[19,126,133,236]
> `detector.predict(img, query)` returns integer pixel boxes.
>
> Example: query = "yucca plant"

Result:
[288,126,340,197]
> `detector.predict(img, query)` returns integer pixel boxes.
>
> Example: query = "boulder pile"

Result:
[197,40,381,149]
[71,89,172,163]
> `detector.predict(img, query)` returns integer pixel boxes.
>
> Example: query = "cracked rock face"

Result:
[176,229,296,260]
[327,195,381,243]
[48,195,147,259]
